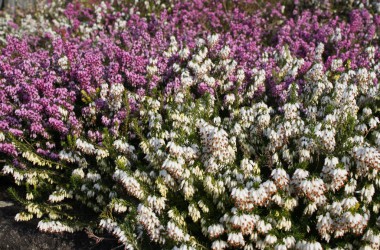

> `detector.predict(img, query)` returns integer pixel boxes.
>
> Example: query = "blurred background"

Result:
[0,0,37,11]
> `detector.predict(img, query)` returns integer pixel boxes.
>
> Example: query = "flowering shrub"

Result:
[1,0,380,249]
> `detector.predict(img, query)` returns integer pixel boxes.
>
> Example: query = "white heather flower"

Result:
[230,214,244,229]
[95,148,109,161]
[236,69,245,83]
[299,148,311,162]
[196,38,205,47]
[173,244,196,250]
[0,132,5,142]
[87,190,95,198]
[224,93,236,106]
[113,169,144,199]
[72,168,85,179]
[182,180,195,200]
[162,157,185,179]
[198,120,235,172]
[100,218,117,233]
[147,60,158,76]
[240,158,260,176]
[291,169,309,186]
[283,103,300,120]
[147,195,166,214]
[164,36,179,57]
[179,47,190,60]
[272,194,283,206]
[76,139,95,154]
[264,234,277,245]
[219,46,230,59]
[211,240,228,250]
[172,63,181,73]
[341,196,359,210]
[373,203,380,213]
[86,172,101,182]
[283,236,296,248]
[227,232,245,247]
[188,203,201,222]
[344,179,357,194]
[22,151,46,166]
[231,187,249,205]
[331,59,343,71]
[2,165,14,175]
[244,244,254,250]
[315,124,336,152]
[317,213,333,242]
[271,168,289,189]
[362,229,380,249]
[296,240,323,250]
[207,34,219,48]
[368,117,379,129]
[360,184,375,204]
[314,43,324,61]
[113,202,128,213]
[58,56,69,70]
[94,183,101,191]
[362,107,373,117]
[48,189,72,203]
[175,92,185,103]
[255,240,266,250]
[204,75,216,87]
[38,220,76,233]
[198,200,209,213]
[99,219,134,247]
[331,27,342,42]
[208,224,224,238]
[15,212,33,221]
[113,139,135,155]
[58,106,68,118]
[256,220,272,234]
[181,70,194,87]
[167,221,185,242]
[276,217,292,231]
[59,150,75,163]
[137,204,162,242]
[109,83,125,111]
[352,146,380,171]
[304,202,318,215]
[26,192,34,200]
[275,244,287,250]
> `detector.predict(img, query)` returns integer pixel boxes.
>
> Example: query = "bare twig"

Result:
[85,228,117,245]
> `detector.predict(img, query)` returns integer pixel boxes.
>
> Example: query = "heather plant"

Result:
[0,0,380,249]
[93,38,380,250]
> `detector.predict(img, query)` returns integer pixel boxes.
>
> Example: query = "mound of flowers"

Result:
[0,0,380,249]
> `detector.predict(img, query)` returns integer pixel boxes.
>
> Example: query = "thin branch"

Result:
[85,228,117,245]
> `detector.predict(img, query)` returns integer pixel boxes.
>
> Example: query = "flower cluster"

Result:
[0,0,380,249]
